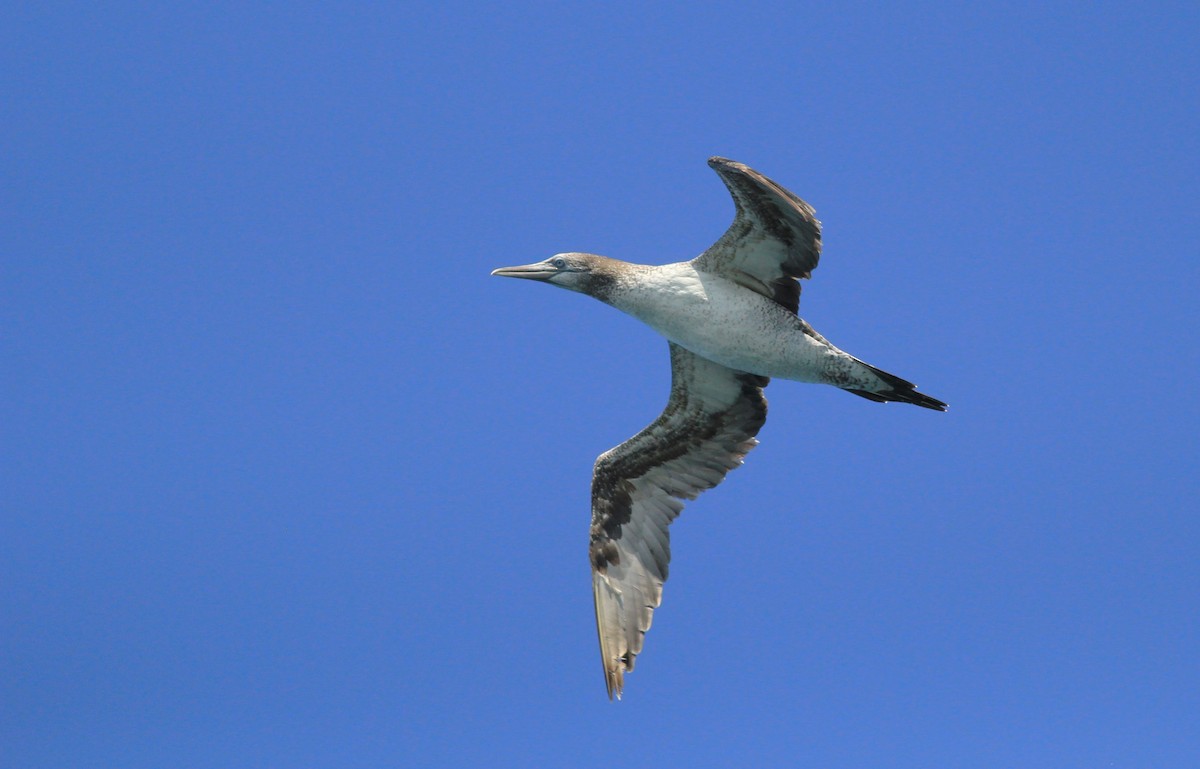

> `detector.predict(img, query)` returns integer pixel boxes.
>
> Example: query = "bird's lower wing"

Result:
[589,343,769,699]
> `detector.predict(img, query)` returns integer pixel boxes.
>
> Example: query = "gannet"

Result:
[492,157,946,699]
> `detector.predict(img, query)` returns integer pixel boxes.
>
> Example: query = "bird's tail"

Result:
[845,361,948,411]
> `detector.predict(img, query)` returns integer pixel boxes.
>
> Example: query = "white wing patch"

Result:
[693,157,822,314]
[589,343,768,698]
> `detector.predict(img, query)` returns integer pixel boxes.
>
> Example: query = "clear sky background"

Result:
[4,3,1198,768]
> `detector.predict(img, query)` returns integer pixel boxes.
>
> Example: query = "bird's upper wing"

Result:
[692,157,822,314]
[590,343,769,699]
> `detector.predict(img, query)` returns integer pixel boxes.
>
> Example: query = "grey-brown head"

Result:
[491,252,622,300]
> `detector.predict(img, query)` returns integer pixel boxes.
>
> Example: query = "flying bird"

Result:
[492,157,946,699]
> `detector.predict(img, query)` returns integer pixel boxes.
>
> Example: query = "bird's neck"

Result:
[581,258,653,305]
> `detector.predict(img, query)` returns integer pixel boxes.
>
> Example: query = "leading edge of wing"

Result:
[695,157,822,314]
[589,343,769,698]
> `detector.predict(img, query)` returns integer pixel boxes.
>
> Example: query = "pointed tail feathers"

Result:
[845,362,948,411]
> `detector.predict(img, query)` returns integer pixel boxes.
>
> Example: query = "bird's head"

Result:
[491,252,618,298]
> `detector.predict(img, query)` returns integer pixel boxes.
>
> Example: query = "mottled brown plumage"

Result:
[492,157,946,700]
[589,344,768,697]
[695,157,823,314]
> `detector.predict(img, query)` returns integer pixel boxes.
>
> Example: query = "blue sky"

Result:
[4,2,1198,767]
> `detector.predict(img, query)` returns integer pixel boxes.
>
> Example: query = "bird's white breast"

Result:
[609,263,836,381]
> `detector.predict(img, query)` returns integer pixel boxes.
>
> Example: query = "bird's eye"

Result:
[552,257,567,269]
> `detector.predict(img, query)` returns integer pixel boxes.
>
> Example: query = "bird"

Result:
[492,157,946,699]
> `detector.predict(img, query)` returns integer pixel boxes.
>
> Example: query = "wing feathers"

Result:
[693,157,822,314]
[590,343,769,698]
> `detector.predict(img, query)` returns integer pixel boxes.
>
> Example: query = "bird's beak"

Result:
[491,262,557,281]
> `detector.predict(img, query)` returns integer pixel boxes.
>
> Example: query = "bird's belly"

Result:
[669,316,830,381]
[621,286,834,382]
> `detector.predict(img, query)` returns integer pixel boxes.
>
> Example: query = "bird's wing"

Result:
[590,343,769,699]
[692,157,822,314]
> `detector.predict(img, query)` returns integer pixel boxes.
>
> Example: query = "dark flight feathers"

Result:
[694,157,823,314]
[589,343,769,698]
